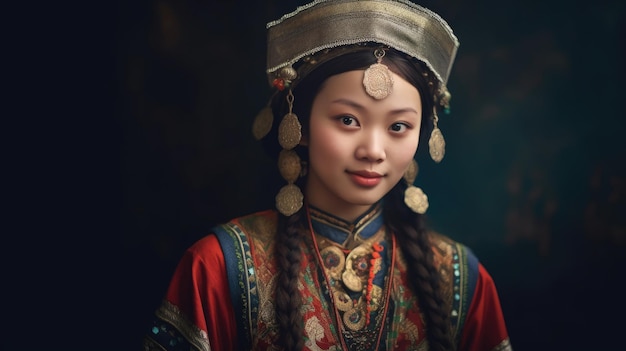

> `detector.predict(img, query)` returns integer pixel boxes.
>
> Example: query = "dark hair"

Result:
[270,48,455,351]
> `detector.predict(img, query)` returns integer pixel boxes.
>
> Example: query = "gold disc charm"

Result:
[278,112,302,150]
[363,48,393,100]
[343,307,366,331]
[341,269,362,292]
[363,63,394,100]
[429,127,446,163]
[343,246,370,292]
[252,106,273,140]
[404,186,429,214]
[278,149,301,184]
[403,159,418,184]
[275,184,303,216]
[333,289,353,312]
[320,246,346,281]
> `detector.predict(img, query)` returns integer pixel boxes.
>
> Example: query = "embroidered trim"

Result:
[492,337,513,351]
[151,300,211,351]
[310,204,383,245]
[213,223,257,350]
[453,243,479,343]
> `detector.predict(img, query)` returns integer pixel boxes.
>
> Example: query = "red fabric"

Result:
[165,234,238,351]
[459,263,510,351]
[158,229,510,351]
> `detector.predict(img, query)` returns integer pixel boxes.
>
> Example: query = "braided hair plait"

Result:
[274,210,306,351]
[384,182,455,351]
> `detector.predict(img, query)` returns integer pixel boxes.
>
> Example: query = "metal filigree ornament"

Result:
[403,159,419,185]
[276,184,304,217]
[252,106,273,141]
[403,159,429,214]
[275,89,304,216]
[429,85,451,163]
[320,246,346,281]
[344,306,366,330]
[363,48,394,100]
[428,109,446,163]
[278,149,301,184]
[404,186,429,214]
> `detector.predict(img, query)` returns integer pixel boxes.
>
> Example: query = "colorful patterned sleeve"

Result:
[143,234,238,351]
[459,263,513,351]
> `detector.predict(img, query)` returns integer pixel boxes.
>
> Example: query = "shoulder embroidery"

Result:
[429,233,479,343]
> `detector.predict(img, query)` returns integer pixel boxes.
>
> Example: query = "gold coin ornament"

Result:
[277,149,302,183]
[333,290,353,312]
[275,184,304,216]
[363,63,394,100]
[342,246,371,292]
[341,269,363,293]
[404,186,429,214]
[252,106,273,140]
[363,48,394,100]
[403,159,418,184]
[344,306,366,330]
[278,112,302,150]
[429,127,446,163]
[320,246,346,281]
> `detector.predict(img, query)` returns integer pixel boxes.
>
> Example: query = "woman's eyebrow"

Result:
[330,98,419,115]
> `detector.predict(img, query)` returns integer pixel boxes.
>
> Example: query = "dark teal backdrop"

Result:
[115,1,625,350]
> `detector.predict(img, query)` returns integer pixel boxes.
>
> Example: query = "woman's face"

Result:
[304,69,422,221]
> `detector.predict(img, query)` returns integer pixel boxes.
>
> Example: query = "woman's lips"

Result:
[348,170,383,187]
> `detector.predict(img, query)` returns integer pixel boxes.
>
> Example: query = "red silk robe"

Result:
[143,208,512,351]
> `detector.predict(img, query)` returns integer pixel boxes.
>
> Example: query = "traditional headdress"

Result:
[252,0,459,216]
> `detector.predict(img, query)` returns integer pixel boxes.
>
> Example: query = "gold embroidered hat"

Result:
[265,0,459,89]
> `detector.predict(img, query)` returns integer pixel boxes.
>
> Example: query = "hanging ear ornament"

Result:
[403,159,429,214]
[429,86,451,163]
[275,89,304,216]
[278,91,302,149]
[363,48,394,100]
[252,103,273,141]
[428,108,446,163]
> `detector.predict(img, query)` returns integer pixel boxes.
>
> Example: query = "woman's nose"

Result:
[355,131,386,162]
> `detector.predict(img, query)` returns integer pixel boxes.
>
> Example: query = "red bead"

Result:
[272,78,285,91]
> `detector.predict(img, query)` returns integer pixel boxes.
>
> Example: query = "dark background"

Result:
[64,0,625,350]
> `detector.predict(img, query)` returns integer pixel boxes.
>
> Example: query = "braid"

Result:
[384,182,455,351]
[274,209,306,351]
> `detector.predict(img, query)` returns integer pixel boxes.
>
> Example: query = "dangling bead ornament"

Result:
[252,66,298,141]
[403,159,429,214]
[278,92,302,150]
[429,108,446,163]
[429,85,451,163]
[363,48,394,100]
[252,104,273,141]
[275,90,304,216]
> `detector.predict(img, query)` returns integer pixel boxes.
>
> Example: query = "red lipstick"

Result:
[348,170,383,187]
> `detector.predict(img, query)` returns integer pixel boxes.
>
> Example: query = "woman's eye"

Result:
[390,123,409,133]
[340,116,358,126]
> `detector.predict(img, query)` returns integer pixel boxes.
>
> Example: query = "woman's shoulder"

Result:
[427,230,480,284]
[428,230,477,260]
[186,209,278,251]
[220,209,279,237]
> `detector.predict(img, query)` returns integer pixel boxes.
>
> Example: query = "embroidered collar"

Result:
[308,203,384,248]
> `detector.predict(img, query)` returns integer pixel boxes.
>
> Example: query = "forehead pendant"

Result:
[363,48,394,99]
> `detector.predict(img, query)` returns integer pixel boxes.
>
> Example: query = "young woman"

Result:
[143,1,512,350]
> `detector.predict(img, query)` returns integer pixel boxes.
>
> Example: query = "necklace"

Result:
[307,206,396,351]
